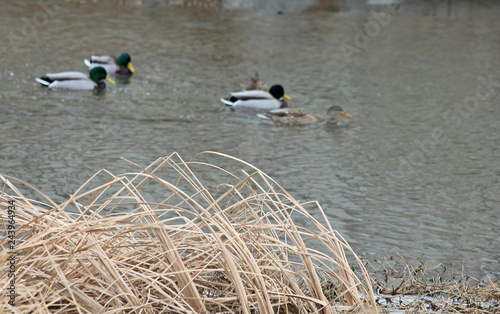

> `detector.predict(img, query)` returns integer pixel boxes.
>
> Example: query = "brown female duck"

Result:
[259,105,352,124]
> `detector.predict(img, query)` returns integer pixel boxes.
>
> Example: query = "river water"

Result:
[1,0,499,279]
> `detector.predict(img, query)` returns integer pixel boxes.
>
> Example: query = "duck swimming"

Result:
[258,105,352,124]
[84,52,135,75]
[221,84,291,110]
[241,71,268,91]
[36,67,115,90]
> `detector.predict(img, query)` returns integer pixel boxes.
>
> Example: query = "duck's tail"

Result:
[36,77,52,86]
[83,59,91,67]
[220,97,238,106]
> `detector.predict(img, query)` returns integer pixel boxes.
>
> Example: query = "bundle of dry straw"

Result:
[1,152,376,313]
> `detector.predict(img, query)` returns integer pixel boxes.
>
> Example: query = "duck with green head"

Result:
[221,84,291,110]
[36,67,115,90]
[84,52,135,75]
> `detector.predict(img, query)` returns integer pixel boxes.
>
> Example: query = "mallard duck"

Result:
[258,105,352,124]
[241,71,268,91]
[84,53,135,75]
[36,67,115,90]
[221,84,291,110]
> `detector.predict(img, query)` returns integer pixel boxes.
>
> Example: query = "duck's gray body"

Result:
[36,72,98,90]
[36,67,113,91]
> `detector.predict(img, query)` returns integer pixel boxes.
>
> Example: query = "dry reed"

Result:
[365,254,500,312]
[1,151,377,313]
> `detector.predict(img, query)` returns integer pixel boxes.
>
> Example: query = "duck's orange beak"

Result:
[341,111,352,118]
[283,93,291,100]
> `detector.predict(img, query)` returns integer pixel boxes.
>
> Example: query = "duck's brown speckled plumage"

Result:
[241,71,268,91]
[262,105,352,125]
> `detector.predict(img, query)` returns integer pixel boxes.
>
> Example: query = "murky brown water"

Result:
[1,0,499,279]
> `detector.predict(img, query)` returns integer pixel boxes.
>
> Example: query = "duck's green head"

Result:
[90,67,115,85]
[269,85,291,100]
[117,53,135,73]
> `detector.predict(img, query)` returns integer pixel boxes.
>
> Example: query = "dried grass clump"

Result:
[1,152,376,313]
[367,254,500,313]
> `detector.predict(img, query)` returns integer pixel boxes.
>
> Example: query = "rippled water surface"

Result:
[1,0,499,278]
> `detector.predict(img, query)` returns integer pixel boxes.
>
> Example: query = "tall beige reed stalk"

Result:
[1,151,377,313]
